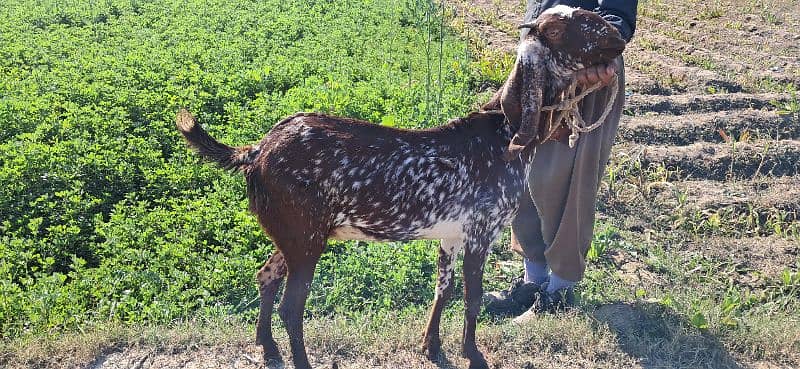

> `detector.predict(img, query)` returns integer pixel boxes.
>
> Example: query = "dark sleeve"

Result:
[595,0,638,42]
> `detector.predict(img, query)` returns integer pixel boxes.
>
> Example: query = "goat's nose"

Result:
[602,37,626,53]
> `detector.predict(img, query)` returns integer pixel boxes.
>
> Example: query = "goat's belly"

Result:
[329,226,381,241]
[413,219,465,239]
[328,217,466,242]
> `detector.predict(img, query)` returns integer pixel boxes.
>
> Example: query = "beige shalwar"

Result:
[510,57,625,282]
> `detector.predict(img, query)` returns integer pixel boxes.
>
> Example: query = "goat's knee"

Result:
[257,253,287,290]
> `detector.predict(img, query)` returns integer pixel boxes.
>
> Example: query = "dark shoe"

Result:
[483,278,542,316]
[512,283,575,324]
[534,282,575,312]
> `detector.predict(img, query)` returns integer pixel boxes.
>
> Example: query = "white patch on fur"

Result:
[329,226,379,241]
[542,4,576,18]
[436,238,464,296]
[415,217,467,239]
[517,39,546,62]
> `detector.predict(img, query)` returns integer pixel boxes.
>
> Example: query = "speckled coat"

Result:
[175,6,627,369]
[177,109,526,369]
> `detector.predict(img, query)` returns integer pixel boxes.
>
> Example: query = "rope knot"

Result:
[539,73,619,148]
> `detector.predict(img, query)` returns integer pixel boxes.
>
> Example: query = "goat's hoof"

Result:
[424,348,441,361]
[264,355,285,369]
[468,357,489,369]
[422,341,441,361]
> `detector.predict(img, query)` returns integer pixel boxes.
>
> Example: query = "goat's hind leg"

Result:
[462,243,490,369]
[422,238,463,360]
[277,238,324,369]
[256,252,288,367]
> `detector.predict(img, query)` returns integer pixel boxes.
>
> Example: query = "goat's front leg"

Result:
[256,252,287,367]
[462,243,490,369]
[422,238,463,360]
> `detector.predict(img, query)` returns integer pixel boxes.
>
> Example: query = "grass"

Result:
[4,235,799,368]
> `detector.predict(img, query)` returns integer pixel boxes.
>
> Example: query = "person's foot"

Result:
[511,282,575,324]
[483,278,542,316]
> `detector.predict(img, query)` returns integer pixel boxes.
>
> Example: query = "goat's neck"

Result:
[445,111,515,143]
[546,50,581,92]
[540,52,585,109]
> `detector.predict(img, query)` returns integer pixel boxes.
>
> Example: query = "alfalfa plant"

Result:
[773,84,799,116]
[587,225,621,262]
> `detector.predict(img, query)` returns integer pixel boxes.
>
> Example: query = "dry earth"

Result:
[9,1,799,368]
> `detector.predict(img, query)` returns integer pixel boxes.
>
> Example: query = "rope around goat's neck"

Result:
[540,73,619,148]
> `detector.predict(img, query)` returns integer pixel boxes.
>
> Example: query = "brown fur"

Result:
[178,108,523,369]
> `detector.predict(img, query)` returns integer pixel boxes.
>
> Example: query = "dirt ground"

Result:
[9,1,798,368]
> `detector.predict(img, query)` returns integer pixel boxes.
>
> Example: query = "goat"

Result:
[176,6,624,369]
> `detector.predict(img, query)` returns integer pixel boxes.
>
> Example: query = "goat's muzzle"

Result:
[601,37,626,54]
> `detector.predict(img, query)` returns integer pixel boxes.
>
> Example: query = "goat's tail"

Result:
[176,109,256,172]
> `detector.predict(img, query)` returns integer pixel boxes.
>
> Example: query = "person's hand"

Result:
[574,59,618,88]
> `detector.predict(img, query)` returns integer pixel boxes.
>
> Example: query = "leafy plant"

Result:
[0,0,480,338]
[773,85,799,116]
[587,225,621,262]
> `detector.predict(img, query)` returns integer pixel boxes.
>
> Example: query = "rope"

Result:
[539,73,619,148]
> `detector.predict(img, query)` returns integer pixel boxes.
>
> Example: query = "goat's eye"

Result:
[545,28,562,39]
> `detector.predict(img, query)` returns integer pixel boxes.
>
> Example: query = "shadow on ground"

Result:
[593,302,743,369]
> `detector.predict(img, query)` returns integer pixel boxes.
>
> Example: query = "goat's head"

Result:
[521,5,626,68]
[501,5,626,160]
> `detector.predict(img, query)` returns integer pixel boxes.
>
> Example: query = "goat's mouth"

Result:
[595,46,625,63]
[600,38,626,56]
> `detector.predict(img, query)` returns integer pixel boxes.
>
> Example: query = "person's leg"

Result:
[511,183,549,286]
[520,0,542,39]
[483,187,548,316]
[512,57,625,321]
[534,57,625,285]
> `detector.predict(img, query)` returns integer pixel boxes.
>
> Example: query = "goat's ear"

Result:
[501,45,543,161]
[518,21,540,37]
[499,59,523,133]
[481,85,503,111]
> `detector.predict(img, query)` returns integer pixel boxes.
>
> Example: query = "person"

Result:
[484,0,638,322]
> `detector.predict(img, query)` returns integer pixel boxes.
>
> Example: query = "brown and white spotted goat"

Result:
[176,6,624,369]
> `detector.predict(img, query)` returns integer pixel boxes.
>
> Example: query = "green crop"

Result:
[0,0,484,338]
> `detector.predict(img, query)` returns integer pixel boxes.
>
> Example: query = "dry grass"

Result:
[4,297,799,369]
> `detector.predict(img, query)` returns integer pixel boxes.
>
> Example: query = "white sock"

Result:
[546,273,576,293]
[523,258,549,285]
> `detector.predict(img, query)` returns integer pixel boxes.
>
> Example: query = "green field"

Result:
[0,0,491,337]
[2,0,799,368]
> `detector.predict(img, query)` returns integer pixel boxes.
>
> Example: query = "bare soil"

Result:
[633,140,800,180]
[456,1,800,368]
[680,236,799,282]
[625,93,792,115]
[619,110,795,145]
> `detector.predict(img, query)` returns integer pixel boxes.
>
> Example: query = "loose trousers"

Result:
[510,58,625,282]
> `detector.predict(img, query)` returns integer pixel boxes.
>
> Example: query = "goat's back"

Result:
[246,111,525,242]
